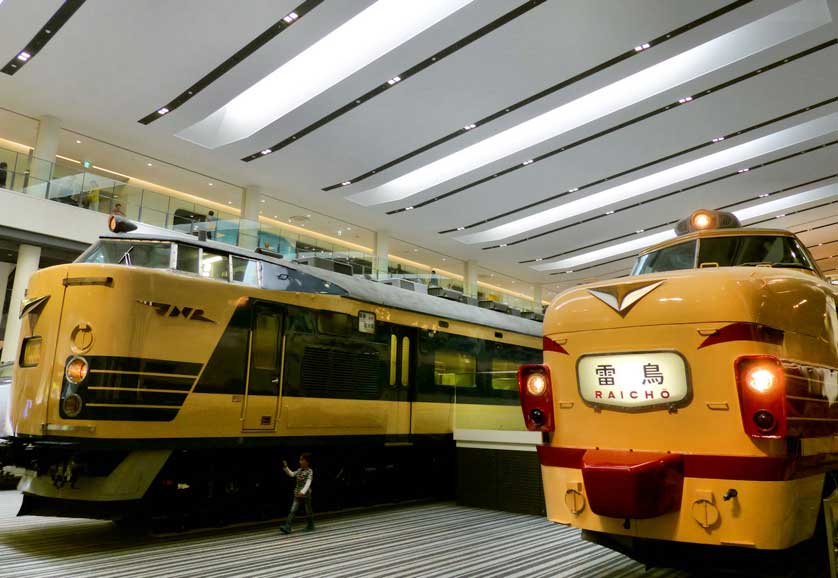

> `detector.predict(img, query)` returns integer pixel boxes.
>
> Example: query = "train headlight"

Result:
[746,368,776,393]
[66,356,89,384]
[526,373,547,396]
[62,393,84,418]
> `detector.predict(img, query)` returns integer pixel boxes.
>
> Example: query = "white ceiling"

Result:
[1,0,837,300]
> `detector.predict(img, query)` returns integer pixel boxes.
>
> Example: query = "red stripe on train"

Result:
[698,322,784,349]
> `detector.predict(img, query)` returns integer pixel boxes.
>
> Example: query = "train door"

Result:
[388,327,416,436]
[242,303,284,431]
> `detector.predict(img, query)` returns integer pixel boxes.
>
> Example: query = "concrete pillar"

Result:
[0,262,14,338]
[464,260,478,301]
[373,231,389,279]
[31,116,60,197]
[533,285,543,310]
[1,245,41,363]
[239,186,262,250]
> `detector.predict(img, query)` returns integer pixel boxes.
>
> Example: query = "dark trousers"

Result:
[287,494,313,524]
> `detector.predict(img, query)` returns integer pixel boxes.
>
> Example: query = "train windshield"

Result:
[633,235,816,275]
[80,240,172,269]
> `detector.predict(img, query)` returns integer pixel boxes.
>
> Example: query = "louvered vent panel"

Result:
[301,347,382,399]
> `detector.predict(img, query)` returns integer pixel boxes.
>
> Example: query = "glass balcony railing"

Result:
[0,143,544,316]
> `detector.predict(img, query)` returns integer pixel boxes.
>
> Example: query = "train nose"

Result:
[581,450,684,519]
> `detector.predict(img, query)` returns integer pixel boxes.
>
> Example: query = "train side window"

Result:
[232,256,259,285]
[401,336,410,386]
[318,311,353,336]
[434,349,477,388]
[287,307,316,334]
[489,357,520,391]
[200,250,230,280]
[389,334,398,386]
[176,244,199,274]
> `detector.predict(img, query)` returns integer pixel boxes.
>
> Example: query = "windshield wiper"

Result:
[118,246,134,265]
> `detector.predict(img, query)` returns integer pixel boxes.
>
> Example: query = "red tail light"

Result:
[734,355,786,438]
[518,364,554,432]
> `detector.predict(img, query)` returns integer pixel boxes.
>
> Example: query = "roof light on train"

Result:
[692,212,712,229]
[108,215,138,234]
[526,373,548,396]
[675,209,742,235]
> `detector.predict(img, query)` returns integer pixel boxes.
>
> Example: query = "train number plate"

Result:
[577,352,690,410]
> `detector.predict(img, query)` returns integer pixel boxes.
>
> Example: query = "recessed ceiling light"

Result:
[17,51,31,62]
[499,244,507,247]
[405,206,414,211]
[261,149,272,155]
[568,187,579,193]
[605,210,615,215]
[712,136,725,143]
[208,182,213,186]
[228,200,233,204]
[157,107,169,115]
[75,139,82,144]
[413,248,418,252]
[456,226,465,231]
[274,215,278,218]
[341,181,352,186]
[758,193,769,197]
[387,76,401,85]
[260,199,265,203]
[677,96,693,104]
[463,123,476,130]
[738,167,750,173]
[455,113,836,244]
[345,1,827,207]
[283,11,299,23]
[522,159,533,166]
[177,0,473,148]
[147,162,153,167]
[636,229,645,234]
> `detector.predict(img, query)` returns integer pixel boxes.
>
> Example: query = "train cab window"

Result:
[200,251,229,280]
[175,244,200,274]
[632,240,696,275]
[317,311,353,336]
[697,235,816,271]
[81,240,172,269]
[287,307,316,334]
[232,256,259,285]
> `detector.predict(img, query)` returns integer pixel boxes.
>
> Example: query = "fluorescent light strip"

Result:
[533,230,677,271]
[178,0,473,148]
[533,182,838,272]
[456,113,838,244]
[347,0,830,206]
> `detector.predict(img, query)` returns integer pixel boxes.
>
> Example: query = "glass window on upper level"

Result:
[632,235,817,275]
[81,239,172,269]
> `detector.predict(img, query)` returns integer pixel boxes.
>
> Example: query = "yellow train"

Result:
[2,218,541,525]
[520,209,838,574]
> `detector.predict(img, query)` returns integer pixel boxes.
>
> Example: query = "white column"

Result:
[1,245,41,363]
[239,186,262,250]
[464,260,478,301]
[31,116,60,197]
[373,231,389,279]
[533,285,543,310]
[0,263,14,341]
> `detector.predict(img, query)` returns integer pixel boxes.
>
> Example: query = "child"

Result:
[280,453,314,533]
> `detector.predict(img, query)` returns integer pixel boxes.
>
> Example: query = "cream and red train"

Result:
[520,210,838,573]
[1,218,540,524]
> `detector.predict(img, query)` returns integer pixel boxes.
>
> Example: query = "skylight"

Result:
[346,0,830,206]
[455,112,838,245]
[177,0,473,148]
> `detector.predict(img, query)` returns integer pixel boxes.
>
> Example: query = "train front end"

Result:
[522,210,838,567]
